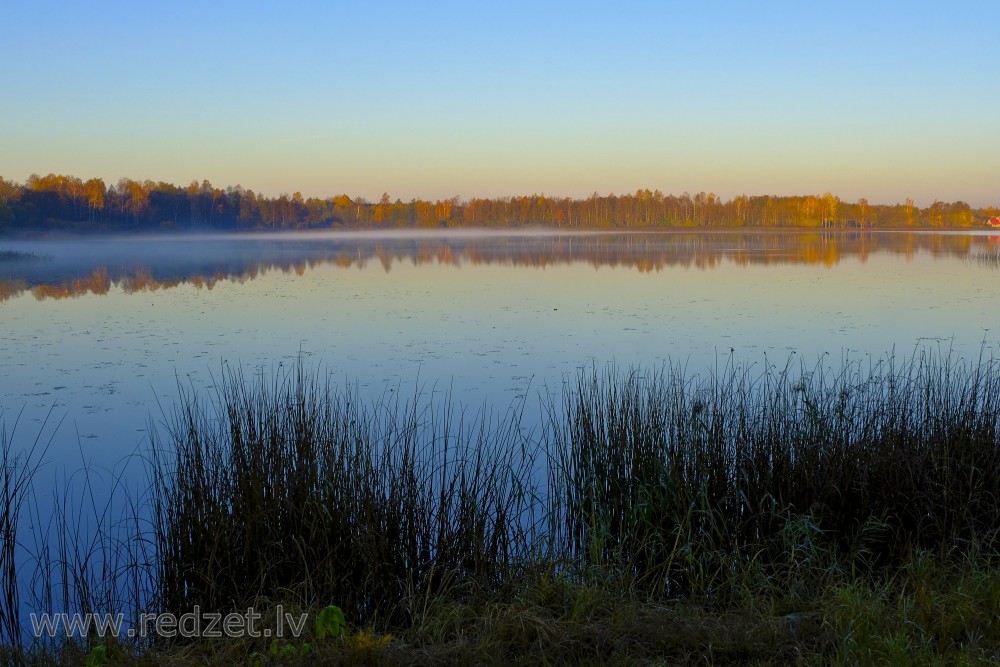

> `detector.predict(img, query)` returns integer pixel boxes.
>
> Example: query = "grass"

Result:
[153,364,534,627]
[3,349,1000,664]
[549,353,1000,592]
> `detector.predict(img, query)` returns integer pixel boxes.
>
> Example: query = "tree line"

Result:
[1,173,997,232]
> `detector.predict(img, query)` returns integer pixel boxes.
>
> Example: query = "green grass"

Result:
[4,349,1000,664]
[10,561,1000,665]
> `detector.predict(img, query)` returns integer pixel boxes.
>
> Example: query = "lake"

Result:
[1,229,999,468]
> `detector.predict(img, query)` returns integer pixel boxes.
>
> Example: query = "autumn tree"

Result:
[82,178,106,221]
[63,176,84,218]
[0,178,15,228]
[114,177,149,225]
[945,201,972,227]
[373,193,392,225]
[416,199,436,227]
[147,181,187,226]
[0,177,20,205]
[927,200,944,227]
[237,188,258,227]
[823,192,839,227]
[856,198,869,228]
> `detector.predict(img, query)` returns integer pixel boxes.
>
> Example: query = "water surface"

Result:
[1,229,998,465]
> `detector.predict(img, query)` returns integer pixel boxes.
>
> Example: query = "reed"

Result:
[151,362,538,626]
[975,246,1000,267]
[4,348,1000,662]
[547,351,1000,600]
[148,349,1000,617]
[0,409,54,650]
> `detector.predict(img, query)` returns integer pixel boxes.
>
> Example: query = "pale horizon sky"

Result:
[1,1,997,207]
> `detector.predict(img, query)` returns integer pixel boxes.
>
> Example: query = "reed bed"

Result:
[3,348,1000,663]
[975,246,1000,267]
[548,352,1000,598]
[152,363,538,627]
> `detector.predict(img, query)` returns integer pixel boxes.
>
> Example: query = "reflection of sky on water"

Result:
[0,231,998,468]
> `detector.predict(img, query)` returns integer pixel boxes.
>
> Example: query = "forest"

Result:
[1,173,997,232]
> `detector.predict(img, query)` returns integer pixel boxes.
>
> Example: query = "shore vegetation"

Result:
[2,173,997,233]
[3,350,1000,664]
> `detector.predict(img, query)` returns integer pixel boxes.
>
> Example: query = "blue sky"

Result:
[1,1,997,206]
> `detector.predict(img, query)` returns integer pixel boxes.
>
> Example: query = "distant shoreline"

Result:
[2,224,997,241]
[3,175,996,233]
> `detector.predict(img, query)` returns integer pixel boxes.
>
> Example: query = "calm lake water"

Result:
[2,229,999,467]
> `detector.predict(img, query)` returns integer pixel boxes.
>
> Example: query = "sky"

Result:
[1,1,997,207]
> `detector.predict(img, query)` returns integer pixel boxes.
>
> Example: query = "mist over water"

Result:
[1,229,999,470]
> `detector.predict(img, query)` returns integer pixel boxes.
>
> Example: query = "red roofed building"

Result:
[989,217,1000,228]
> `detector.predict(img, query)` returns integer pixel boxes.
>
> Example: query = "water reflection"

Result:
[1,230,997,302]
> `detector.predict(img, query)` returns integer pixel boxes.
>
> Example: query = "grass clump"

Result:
[548,352,1000,599]
[153,363,535,628]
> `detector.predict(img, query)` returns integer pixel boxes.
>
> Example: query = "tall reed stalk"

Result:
[1,410,53,648]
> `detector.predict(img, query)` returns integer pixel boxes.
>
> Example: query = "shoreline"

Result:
[3,224,998,241]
